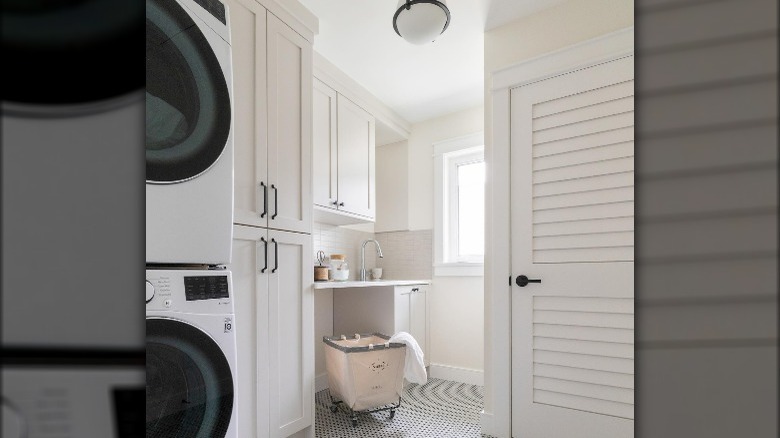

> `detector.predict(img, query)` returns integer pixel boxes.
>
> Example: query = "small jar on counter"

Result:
[329,254,349,281]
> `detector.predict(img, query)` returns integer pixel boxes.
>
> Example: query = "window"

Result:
[447,150,485,263]
[433,132,484,276]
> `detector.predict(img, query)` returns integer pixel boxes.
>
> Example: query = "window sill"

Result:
[434,263,484,277]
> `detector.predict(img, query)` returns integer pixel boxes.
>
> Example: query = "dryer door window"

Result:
[2,0,144,108]
[145,0,231,183]
[146,318,233,437]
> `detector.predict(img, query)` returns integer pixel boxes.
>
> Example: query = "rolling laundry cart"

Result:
[323,333,406,426]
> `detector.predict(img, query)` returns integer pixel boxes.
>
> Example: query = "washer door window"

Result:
[145,0,231,183]
[146,318,233,437]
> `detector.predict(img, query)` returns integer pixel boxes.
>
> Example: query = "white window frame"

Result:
[433,132,484,277]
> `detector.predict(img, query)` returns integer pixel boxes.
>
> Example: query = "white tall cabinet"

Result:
[227,0,315,437]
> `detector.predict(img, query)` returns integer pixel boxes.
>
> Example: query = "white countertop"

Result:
[313,279,431,290]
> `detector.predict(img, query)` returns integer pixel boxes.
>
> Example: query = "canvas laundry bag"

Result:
[324,334,406,411]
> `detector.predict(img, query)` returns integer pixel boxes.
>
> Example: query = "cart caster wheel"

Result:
[351,418,358,427]
[389,409,396,419]
[329,405,338,413]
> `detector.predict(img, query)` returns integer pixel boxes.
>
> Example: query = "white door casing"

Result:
[510,55,635,437]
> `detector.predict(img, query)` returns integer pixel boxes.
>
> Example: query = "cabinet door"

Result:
[267,229,313,437]
[394,286,413,335]
[230,0,269,228]
[267,13,312,234]
[410,286,429,366]
[336,94,375,219]
[230,224,271,438]
[312,78,338,209]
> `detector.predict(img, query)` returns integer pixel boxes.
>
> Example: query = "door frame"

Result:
[485,27,634,438]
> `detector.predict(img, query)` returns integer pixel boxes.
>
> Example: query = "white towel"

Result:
[389,332,427,385]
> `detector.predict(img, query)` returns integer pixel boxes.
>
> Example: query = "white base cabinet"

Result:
[332,285,428,366]
[231,225,313,438]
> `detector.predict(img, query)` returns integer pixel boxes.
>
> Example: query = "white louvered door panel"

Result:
[511,55,634,438]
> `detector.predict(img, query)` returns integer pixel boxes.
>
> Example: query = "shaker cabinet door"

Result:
[230,0,268,228]
[267,229,313,437]
[230,224,271,438]
[336,94,375,219]
[313,78,338,210]
[267,13,312,234]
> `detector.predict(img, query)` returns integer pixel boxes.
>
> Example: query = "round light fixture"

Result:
[393,0,451,45]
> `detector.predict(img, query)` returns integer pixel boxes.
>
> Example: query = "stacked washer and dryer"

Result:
[146,0,239,437]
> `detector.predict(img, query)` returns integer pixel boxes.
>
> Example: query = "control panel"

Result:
[146,270,232,314]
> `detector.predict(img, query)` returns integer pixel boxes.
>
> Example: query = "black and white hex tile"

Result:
[315,378,497,438]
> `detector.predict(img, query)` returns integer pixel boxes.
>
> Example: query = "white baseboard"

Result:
[481,410,495,437]
[315,373,329,393]
[428,363,484,386]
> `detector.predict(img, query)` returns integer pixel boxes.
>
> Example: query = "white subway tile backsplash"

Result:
[312,222,376,281]
[312,223,433,281]
[375,229,433,280]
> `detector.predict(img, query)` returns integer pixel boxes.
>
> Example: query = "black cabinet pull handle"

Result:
[271,184,278,219]
[260,182,268,218]
[515,275,542,287]
[331,200,339,206]
[271,238,279,273]
[338,201,344,207]
[260,237,268,273]
[411,288,419,293]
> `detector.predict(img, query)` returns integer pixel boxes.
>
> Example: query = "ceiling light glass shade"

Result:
[393,0,451,45]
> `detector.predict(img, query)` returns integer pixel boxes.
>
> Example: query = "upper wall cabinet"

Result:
[313,79,376,223]
[233,1,312,234]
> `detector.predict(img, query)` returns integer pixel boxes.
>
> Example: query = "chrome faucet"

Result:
[360,239,384,281]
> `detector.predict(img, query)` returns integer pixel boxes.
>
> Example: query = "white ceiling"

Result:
[297,0,566,125]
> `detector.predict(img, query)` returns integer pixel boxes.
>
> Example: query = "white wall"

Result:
[375,140,409,232]
[407,106,484,231]
[482,0,634,435]
[374,106,486,383]
[429,276,484,379]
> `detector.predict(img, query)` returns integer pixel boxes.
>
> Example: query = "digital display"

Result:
[184,276,229,301]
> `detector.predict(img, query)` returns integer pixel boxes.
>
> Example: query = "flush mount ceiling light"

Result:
[393,0,451,45]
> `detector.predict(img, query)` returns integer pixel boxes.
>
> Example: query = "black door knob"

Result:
[515,275,541,287]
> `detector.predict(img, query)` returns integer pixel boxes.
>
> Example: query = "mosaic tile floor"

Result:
[315,378,496,438]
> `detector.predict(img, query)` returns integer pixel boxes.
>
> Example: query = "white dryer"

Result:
[146,0,234,265]
[146,269,237,437]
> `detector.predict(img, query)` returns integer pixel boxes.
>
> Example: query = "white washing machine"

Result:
[146,269,238,437]
[146,0,235,265]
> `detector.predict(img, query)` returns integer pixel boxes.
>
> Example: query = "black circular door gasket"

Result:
[145,0,231,183]
[146,317,234,438]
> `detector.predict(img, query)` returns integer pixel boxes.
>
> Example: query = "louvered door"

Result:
[511,55,634,437]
